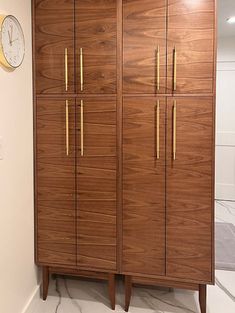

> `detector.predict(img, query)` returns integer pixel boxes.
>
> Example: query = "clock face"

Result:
[1,15,25,68]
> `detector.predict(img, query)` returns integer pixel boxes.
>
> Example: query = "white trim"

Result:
[217,61,235,71]
[216,183,235,201]
[216,132,235,146]
[21,285,40,313]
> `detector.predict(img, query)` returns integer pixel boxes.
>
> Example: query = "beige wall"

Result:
[0,1,38,313]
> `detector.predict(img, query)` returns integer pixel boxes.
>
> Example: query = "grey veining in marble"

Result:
[215,277,235,302]
[216,200,235,217]
[215,222,235,270]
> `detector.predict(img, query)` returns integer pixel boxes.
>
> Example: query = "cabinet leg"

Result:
[42,266,49,301]
[108,273,116,310]
[199,284,207,313]
[125,275,132,312]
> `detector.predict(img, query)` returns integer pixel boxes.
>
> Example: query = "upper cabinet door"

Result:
[166,97,214,282]
[167,0,215,94]
[76,0,117,94]
[123,0,167,94]
[34,0,75,94]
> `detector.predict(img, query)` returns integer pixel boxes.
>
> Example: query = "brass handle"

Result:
[173,47,177,91]
[156,45,160,91]
[65,48,68,91]
[65,100,69,156]
[173,100,177,160]
[156,100,160,159]
[80,100,84,156]
[80,48,84,91]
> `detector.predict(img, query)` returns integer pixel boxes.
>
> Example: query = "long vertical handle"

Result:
[80,100,84,156]
[156,100,160,159]
[173,100,177,160]
[80,48,84,91]
[156,45,160,91]
[65,48,68,91]
[65,100,69,156]
[173,47,177,91]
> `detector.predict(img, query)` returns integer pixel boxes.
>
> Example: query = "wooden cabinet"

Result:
[33,0,118,307]
[36,98,76,266]
[34,0,117,95]
[34,0,75,94]
[166,97,214,282]
[33,1,216,311]
[76,0,117,94]
[123,97,166,276]
[123,0,215,95]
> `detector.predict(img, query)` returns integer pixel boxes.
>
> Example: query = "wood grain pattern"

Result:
[166,97,213,283]
[36,98,76,158]
[76,97,117,271]
[37,200,76,266]
[35,0,75,94]
[123,0,167,94]
[36,98,76,266]
[167,0,215,94]
[76,0,117,94]
[123,97,166,276]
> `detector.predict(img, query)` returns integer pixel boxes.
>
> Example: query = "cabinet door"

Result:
[166,97,214,282]
[76,0,117,94]
[36,98,76,266]
[76,97,117,271]
[35,0,75,94]
[123,97,166,276]
[167,0,215,94]
[123,0,167,94]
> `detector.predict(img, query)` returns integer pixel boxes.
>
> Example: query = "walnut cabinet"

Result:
[33,1,216,312]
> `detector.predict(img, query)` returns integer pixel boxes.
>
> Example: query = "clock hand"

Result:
[10,25,13,42]
[8,30,12,45]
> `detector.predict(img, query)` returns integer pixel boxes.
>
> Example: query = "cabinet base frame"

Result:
[41,266,116,310]
[124,275,207,313]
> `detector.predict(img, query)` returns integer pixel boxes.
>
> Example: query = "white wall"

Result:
[0,1,38,313]
[216,36,235,200]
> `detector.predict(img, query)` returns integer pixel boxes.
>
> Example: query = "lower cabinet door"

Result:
[76,97,117,271]
[36,98,76,266]
[123,97,166,276]
[166,97,214,282]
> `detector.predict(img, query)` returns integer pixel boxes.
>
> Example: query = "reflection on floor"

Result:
[30,201,235,313]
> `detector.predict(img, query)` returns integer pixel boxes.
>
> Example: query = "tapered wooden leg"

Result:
[199,284,207,313]
[42,266,49,301]
[108,273,116,310]
[125,275,132,312]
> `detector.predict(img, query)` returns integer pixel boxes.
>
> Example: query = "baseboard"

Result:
[21,285,41,313]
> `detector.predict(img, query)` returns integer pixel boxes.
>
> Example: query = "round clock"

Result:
[0,15,25,69]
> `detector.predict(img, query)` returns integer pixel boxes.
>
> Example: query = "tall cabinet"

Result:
[122,1,215,313]
[34,0,117,309]
[33,1,216,312]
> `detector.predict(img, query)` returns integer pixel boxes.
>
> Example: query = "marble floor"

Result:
[31,201,235,313]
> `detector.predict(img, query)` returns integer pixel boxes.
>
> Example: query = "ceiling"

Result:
[218,0,235,37]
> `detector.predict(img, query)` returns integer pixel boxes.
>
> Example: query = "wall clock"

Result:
[0,15,25,70]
